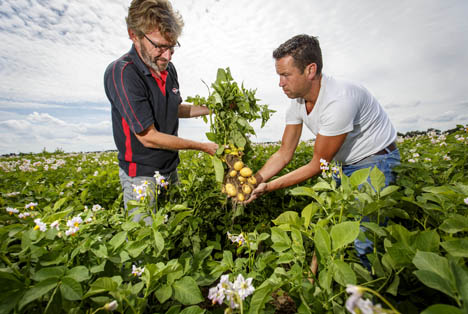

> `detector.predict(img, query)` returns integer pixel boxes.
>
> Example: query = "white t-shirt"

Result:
[285,74,396,164]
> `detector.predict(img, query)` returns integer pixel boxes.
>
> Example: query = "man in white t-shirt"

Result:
[246,34,400,269]
[247,34,399,202]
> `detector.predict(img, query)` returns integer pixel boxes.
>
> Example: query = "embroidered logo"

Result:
[172,88,179,94]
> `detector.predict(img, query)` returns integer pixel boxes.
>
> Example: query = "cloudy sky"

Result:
[0,0,467,154]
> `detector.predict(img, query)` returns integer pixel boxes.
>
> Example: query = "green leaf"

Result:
[172,276,204,305]
[53,197,68,211]
[289,186,316,198]
[370,166,385,192]
[272,211,301,227]
[126,240,148,258]
[66,266,90,282]
[314,226,331,259]
[153,230,165,253]
[421,304,463,314]
[83,277,117,298]
[441,239,468,257]
[413,230,440,252]
[450,259,468,308]
[205,132,217,142]
[380,185,399,197]
[313,181,332,191]
[19,278,58,310]
[350,168,370,187]
[330,221,360,251]
[412,251,452,282]
[155,284,172,303]
[361,222,387,237]
[332,260,356,287]
[270,227,291,252]
[109,231,127,251]
[248,280,280,314]
[32,266,66,281]
[179,306,206,314]
[60,277,83,301]
[212,156,224,183]
[439,215,468,234]
[302,203,318,228]
[413,270,456,300]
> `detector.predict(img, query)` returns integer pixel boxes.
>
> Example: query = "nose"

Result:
[160,48,172,60]
[279,77,286,87]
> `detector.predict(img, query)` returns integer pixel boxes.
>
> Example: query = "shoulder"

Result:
[105,54,141,81]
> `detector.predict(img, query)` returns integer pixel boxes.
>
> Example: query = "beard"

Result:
[140,41,169,74]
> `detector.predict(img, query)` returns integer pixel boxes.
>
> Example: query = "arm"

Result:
[135,124,218,155]
[256,124,303,183]
[178,104,210,118]
[246,131,347,203]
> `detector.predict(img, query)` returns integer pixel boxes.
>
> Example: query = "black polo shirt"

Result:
[104,45,181,177]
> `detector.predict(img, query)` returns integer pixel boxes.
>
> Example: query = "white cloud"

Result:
[0,0,467,154]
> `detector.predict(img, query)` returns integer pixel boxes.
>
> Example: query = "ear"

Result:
[128,28,139,44]
[306,63,317,79]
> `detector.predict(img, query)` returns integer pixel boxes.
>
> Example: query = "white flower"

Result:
[93,171,98,176]
[50,220,60,231]
[66,216,83,228]
[19,212,31,219]
[408,159,416,163]
[92,204,102,212]
[6,207,19,215]
[208,286,225,305]
[132,265,144,277]
[5,192,20,197]
[33,218,47,232]
[412,153,420,158]
[440,142,447,146]
[85,217,93,223]
[77,166,82,172]
[66,181,74,188]
[443,155,451,161]
[464,198,468,205]
[227,232,245,246]
[163,214,168,223]
[345,285,363,314]
[65,226,79,236]
[132,181,149,200]
[424,157,431,162]
[154,172,169,188]
[233,274,255,300]
[104,300,118,311]
[25,202,38,210]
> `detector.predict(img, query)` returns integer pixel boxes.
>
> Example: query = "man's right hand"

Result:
[203,142,218,156]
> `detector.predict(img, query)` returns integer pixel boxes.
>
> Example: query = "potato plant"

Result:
[186,68,275,204]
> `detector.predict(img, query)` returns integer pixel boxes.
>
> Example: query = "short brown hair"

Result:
[126,0,184,43]
[273,34,323,75]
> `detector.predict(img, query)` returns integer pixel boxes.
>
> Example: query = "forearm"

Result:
[256,150,293,183]
[266,161,320,192]
[136,125,209,153]
[178,104,210,118]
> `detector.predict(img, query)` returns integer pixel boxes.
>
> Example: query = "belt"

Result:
[374,142,397,155]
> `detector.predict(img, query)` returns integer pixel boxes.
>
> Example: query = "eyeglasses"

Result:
[143,34,180,54]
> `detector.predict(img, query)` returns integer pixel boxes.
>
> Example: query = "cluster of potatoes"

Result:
[222,160,257,203]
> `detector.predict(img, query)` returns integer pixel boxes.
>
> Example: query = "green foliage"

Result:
[0,125,467,313]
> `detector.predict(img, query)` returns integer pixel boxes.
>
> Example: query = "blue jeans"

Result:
[340,149,401,269]
[119,167,178,225]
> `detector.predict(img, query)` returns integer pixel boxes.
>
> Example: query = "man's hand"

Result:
[203,142,218,156]
[244,182,268,204]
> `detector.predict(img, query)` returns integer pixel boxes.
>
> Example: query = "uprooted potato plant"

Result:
[187,68,275,205]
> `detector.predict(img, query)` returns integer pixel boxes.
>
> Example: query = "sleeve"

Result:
[318,98,357,136]
[285,99,303,125]
[105,62,154,134]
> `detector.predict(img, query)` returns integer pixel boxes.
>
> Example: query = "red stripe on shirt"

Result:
[122,117,137,177]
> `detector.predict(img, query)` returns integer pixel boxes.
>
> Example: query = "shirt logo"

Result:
[172,88,179,94]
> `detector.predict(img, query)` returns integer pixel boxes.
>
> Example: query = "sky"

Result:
[0,0,467,154]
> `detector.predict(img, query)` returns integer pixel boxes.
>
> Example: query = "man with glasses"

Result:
[104,0,217,216]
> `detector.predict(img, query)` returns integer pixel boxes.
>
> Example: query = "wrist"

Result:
[254,173,264,184]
